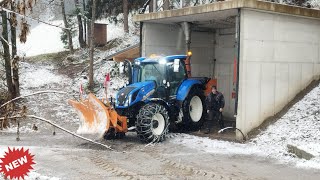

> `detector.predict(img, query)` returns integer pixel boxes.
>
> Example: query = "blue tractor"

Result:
[115,54,210,143]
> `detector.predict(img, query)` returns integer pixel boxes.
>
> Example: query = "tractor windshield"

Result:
[139,63,166,86]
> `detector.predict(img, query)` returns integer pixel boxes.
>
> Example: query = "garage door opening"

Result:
[141,9,239,132]
[189,16,238,123]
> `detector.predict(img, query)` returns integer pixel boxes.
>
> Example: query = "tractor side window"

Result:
[167,60,186,95]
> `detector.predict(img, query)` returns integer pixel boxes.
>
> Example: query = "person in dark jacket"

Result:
[204,85,225,133]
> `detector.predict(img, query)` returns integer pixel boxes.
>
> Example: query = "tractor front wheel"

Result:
[136,103,169,143]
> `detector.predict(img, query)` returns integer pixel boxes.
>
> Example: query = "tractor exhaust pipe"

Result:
[124,59,133,84]
[180,22,191,51]
[180,22,192,77]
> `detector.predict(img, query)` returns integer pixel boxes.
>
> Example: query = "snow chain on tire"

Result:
[136,103,170,143]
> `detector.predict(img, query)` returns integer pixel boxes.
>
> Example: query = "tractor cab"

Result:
[133,55,188,99]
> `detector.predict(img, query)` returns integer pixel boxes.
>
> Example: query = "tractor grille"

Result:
[118,86,136,106]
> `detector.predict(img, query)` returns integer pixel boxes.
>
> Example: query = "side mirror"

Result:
[174,59,180,72]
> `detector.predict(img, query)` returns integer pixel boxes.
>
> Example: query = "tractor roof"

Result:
[135,55,187,63]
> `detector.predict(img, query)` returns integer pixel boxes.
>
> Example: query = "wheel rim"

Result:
[189,96,203,122]
[152,113,165,135]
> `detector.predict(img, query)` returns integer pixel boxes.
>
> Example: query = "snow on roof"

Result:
[134,0,320,23]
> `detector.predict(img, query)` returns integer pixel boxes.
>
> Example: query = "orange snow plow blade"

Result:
[68,93,127,137]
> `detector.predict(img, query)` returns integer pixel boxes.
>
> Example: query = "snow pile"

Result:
[171,83,320,169]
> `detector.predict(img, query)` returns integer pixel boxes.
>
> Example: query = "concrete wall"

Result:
[142,23,186,56]
[215,28,236,118]
[190,31,215,78]
[237,9,320,138]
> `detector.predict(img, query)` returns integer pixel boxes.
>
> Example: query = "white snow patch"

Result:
[0,124,37,134]
[171,134,263,156]
[17,20,65,57]
[21,68,63,88]
[25,172,60,180]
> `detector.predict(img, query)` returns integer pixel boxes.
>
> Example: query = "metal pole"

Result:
[234,9,241,116]
[153,0,157,11]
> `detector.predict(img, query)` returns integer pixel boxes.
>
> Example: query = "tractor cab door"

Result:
[167,59,187,97]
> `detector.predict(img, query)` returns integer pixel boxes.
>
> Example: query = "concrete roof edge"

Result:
[244,0,320,19]
[133,0,320,22]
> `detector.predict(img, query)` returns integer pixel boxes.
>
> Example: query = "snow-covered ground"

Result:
[5,55,320,170]
[6,23,320,170]
[1,5,319,180]
[171,84,320,169]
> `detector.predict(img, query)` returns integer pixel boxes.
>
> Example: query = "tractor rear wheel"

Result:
[182,87,205,129]
[136,103,169,143]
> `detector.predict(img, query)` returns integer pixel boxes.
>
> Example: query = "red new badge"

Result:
[0,147,35,180]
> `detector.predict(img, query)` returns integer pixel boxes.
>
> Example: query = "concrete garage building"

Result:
[133,0,320,139]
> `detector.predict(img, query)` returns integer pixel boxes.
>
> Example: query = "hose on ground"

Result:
[218,126,246,141]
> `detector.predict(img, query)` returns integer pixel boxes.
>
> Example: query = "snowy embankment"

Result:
[171,83,320,169]
[17,20,66,57]
[17,13,137,57]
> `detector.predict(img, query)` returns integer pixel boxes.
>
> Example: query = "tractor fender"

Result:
[176,79,203,101]
[148,98,170,110]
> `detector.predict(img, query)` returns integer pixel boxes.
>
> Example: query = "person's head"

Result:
[211,85,217,94]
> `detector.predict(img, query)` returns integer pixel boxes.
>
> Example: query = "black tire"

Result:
[182,87,205,129]
[136,103,170,143]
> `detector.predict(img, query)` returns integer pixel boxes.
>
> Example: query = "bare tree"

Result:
[88,0,97,90]
[1,10,14,99]
[10,1,17,58]
[123,0,129,33]
[0,0,37,100]
[74,0,85,48]
[61,0,74,52]
[12,56,20,97]
[83,0,87,45]
[149,0,154,12]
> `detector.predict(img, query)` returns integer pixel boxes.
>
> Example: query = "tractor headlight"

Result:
[124,94,132,107]
[124,99,129,107]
